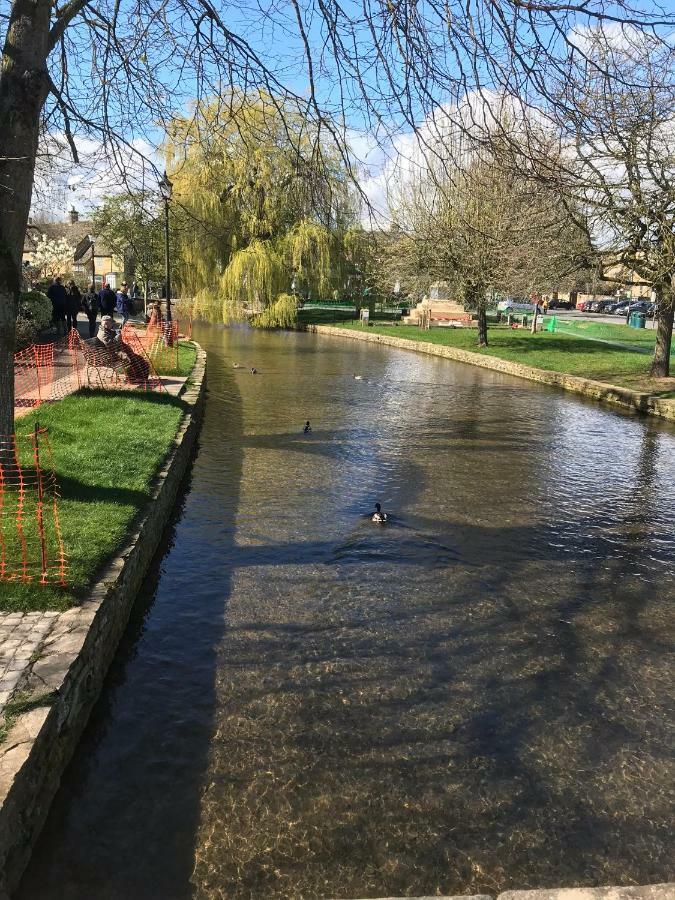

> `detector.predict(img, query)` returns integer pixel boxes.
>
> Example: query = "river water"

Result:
[18,324,674,899]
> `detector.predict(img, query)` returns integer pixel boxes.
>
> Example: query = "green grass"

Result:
[1,390,186,612]
[335,321,675,396]
[549,318,661,348]
[150,340,197,377]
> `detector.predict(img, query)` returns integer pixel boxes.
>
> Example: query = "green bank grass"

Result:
[1,390,185,612]
[151,340,197,377]
[335,321,675,397]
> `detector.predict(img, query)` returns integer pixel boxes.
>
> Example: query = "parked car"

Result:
[628,300,654,317]
[580,299,595,312]
[612,301,631,316]
[497,299,534,313]
[547,298,573,310]
[589,299,615,313]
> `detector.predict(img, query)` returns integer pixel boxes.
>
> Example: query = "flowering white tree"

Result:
[29,234,75,280]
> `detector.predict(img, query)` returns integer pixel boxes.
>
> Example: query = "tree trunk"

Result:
[531,303,539,334]
[0,0,52,435]
[650,287,673,378]
[477,305,488,346]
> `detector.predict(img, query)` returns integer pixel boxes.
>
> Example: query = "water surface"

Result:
[18,325,675,899]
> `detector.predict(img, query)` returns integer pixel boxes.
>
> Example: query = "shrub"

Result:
[16,290,52,350]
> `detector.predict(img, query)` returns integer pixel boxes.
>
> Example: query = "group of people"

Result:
[47,276,139,338]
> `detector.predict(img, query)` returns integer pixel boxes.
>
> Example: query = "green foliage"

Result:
[253,293,298,328]
[220,240,284,319]
[166,92,357,322]
[91,192,164,286]
[15,290,51,349]
[284,221,334,299]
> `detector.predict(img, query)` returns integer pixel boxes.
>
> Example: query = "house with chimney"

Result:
[23,207,126,288]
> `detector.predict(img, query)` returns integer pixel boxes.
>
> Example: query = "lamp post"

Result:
[159,171,173,322]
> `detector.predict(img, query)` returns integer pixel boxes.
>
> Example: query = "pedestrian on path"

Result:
[116,282,132,326]
[65,280,82,333]
[82,284,99,338]
[99,283,116,319]
[47,276,67,337]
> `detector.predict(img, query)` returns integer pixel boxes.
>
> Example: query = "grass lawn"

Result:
[0,390,186,613]
[334,321,675,396]
[150,340,197,376]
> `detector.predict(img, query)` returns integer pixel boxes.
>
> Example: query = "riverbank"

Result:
[310,324,675,421]
[0,345,206,895]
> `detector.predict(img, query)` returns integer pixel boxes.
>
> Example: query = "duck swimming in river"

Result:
[371,502,388,524]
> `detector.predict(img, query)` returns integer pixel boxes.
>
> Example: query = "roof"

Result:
[23,220,113,259]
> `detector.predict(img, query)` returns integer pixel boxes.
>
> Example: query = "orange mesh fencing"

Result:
[14,328,167,414]
[0,426,67,586]
[120,325,165,391]
[14,343,55,411]
[141,320,179,372]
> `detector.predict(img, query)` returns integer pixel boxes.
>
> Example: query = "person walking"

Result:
[47,276,67,337]
[99,282,116,319]
[82,283,100,337]
[116,281,132,326]
[65,280,82,333]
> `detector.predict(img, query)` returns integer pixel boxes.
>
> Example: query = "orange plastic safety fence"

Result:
[15,329,168,415]
[0,428,67,586]
[14,343,55,410]
[120,325,165,391]
[144,320,179,372]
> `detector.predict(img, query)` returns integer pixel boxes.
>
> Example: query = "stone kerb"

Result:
[344,886,674,900]
[309,326,675,422]
[0,344,207,896]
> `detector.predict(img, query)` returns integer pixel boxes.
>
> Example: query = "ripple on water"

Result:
[17,324,675,900]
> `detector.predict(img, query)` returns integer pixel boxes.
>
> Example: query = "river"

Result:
[17,324,675,899]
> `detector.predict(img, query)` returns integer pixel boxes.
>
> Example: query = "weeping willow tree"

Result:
[254,293,299,328]
[167,91,357,325]
[284,221,336,300]
[219,240,284,321]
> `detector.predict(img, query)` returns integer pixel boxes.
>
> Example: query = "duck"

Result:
[250,367,257,374]
[354,374,363,381]
[371,502,388,524]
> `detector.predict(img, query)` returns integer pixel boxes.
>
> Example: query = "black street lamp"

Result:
[159,171,173,322]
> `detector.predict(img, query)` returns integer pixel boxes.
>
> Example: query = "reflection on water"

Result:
[18,325,675,899]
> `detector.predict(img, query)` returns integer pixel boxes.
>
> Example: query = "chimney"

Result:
[69,206,79,224]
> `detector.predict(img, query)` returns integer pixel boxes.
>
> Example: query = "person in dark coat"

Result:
[99,283,117,319]
[82,284,99,337]
[47,276,67,337]
[65,280,82,332]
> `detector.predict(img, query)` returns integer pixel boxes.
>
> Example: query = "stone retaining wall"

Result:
[0,345,207,897]
[309,326,675,422]
[348,887,673,900]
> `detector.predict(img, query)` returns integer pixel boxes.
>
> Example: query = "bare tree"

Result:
[384,136,589,345]
[546,30,675,376]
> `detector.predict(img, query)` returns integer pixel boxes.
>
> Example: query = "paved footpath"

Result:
[0,612,60,712]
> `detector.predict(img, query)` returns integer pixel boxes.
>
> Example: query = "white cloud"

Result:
[31,133,160,221]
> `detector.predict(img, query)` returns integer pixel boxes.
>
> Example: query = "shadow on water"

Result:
[16,347,245,900]
[15,326,675,900]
